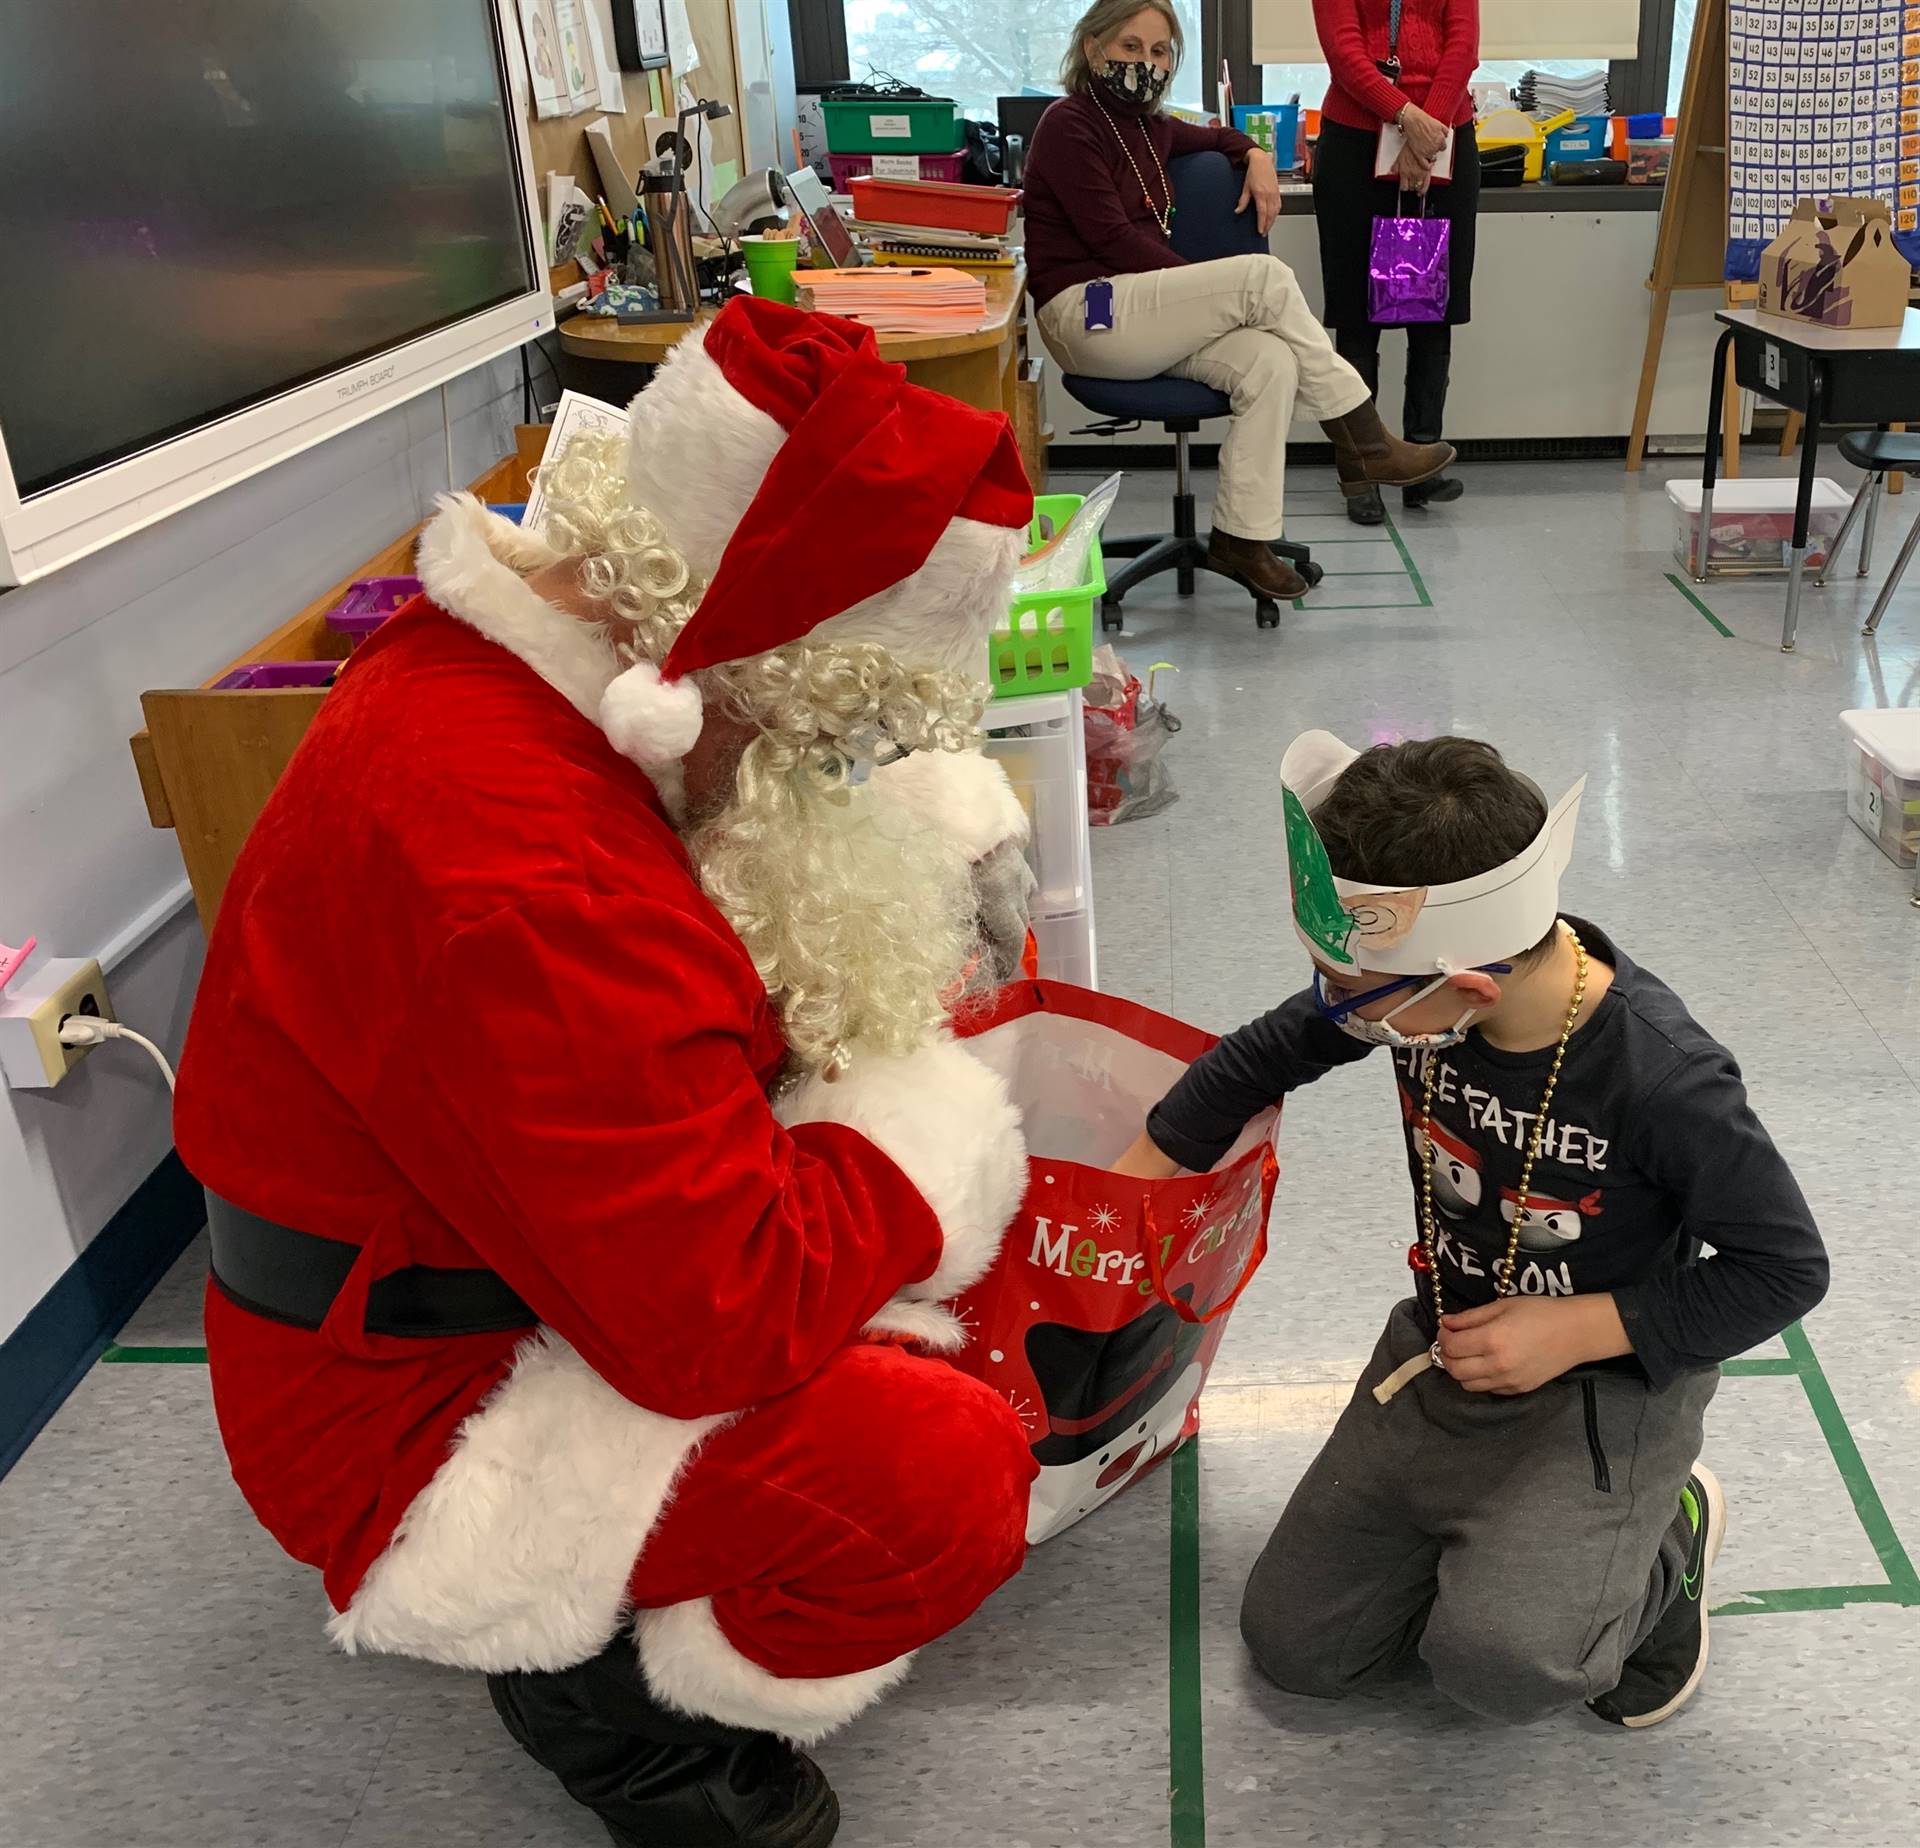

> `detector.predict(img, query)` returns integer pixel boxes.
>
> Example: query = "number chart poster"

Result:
[1726,0,1920,280]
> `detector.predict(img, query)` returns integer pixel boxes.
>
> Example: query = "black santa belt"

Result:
[206,1192,536,1339]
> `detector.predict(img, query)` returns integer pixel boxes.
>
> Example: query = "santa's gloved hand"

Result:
[972,838,1037,988]
[776,1037,1026,1351]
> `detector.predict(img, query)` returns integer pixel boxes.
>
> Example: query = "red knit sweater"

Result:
[1312,0,1480,131]
[1021,94,1256,309]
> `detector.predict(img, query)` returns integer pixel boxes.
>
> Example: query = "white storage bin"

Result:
[983,690,1092,923]
[1841,708,1920,868]
[1030,909,1098,989]
[1666,478,1850,576]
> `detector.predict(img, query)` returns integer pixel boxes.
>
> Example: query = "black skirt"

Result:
[1311,117,1480,329]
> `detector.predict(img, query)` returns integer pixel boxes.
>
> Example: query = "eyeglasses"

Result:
[1312,962,1513,1025]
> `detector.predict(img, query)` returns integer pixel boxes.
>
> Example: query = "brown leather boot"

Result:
[1321,401,1455,497]
[1207,530,1309,600]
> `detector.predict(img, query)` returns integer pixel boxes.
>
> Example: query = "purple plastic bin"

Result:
[326,575,422,644]
[213,661,340,691]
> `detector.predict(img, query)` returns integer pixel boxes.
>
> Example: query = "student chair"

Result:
[1817,429,1920,635]
[1059,151,1321,634]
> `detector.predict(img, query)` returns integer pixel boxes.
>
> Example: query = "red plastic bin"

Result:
[828,151,969,188]
[847,176,1021,237]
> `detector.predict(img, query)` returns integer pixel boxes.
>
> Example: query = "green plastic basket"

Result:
[988,493,1103,700]
[821,96,963,155]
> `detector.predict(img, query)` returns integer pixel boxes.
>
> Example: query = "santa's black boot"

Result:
[488,1635,840,1848]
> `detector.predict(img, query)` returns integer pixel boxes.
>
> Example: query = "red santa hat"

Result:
[601,297,1033,776]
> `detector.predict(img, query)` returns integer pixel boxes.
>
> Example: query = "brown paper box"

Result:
[1757,197,1912,330]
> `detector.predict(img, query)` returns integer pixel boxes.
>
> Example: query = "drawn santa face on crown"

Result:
[1400,1086,1481,1220]
[1499,1184,1603,1252]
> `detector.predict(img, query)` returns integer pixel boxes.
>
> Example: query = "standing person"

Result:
[1311,0,1481,525]
[1024,1,1453,604]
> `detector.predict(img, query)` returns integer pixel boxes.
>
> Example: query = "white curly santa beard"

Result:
[686,751,983,1073]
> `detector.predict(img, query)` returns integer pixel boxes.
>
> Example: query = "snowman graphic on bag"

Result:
[1022,1290,1208,1542]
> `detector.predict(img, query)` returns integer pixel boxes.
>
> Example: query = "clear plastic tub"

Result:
[983,691,1091,924]
[1627,137,1672,184]
[1842,708,1920,868]
[1666,479,1850,575]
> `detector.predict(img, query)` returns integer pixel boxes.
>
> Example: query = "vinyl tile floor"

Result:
[6,453,1920,1848]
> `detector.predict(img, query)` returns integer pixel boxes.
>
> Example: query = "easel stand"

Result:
[1627,1,1732,473]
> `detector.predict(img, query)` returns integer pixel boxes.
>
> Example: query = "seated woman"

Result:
[1023,0,1454,603]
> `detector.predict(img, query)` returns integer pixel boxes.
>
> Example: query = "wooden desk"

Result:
[1696,307,1920,652]
[558,264,1031,429]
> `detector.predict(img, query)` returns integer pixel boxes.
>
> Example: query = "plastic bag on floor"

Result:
[951,980,1280,1541]
[1084,645,1181,826]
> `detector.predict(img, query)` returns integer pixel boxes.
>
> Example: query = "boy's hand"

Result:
[1438,1294,1632,1395]
[1112,1130,1182,1179]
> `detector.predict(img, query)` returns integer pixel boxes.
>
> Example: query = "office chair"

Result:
[1059,151,1321,634]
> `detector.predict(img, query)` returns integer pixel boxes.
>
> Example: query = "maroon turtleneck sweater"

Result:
[1021,93,1257,309]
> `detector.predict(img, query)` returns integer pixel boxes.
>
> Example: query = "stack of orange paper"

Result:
[796,266,989,336]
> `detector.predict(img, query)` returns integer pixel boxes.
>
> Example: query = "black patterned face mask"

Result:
[1094,57,1171,114]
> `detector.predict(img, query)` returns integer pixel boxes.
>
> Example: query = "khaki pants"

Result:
[1036,252,1370,540]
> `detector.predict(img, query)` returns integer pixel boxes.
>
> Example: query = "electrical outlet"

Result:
[0,958,115,1089]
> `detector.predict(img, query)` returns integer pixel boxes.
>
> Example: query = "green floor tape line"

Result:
[1713,1320,1920,1617]
[1664,572,1734,637]
[1382,515,1435,610]
[1785,1320,1920,1602]
[1169,1440,1206,1848]
[100,1345,208,1363]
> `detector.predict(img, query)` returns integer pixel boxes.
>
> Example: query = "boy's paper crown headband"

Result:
[1280,730,1586,976]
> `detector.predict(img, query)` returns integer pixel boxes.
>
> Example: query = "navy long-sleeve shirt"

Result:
[1147,919,1829,1389]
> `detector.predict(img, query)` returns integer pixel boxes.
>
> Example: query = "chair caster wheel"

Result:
[1301,561,1324,589]
[1256,600,1281,630]
[1100,600,1124,633]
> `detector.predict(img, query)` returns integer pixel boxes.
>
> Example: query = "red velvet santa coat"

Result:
[174,500,1028,1683]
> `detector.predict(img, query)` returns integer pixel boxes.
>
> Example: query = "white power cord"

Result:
[57,1016,176,1093]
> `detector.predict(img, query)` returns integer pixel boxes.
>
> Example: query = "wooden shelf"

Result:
[130,435,544,932]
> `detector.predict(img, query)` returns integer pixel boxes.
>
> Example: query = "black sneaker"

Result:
[1588,1462,1727,1729]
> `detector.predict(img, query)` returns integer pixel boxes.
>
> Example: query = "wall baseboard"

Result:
[0,1151,203,1481]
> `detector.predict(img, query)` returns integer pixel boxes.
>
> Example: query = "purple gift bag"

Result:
[1368,204,1450,324]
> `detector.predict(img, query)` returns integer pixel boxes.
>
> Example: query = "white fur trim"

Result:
[623,340,1026,677]
[328,1331,728,1673]
[776,1038,1025,1310]
[635,1597,913,1746]
[871,749,1030,862]
[624,341,784,583]
[860,1298,967,1354]
[601,661,705,767]
[417,494,622,726]
[816,516,1026,679]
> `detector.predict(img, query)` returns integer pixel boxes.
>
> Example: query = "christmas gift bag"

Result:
[953,981,1280,1542]
[1368,203,1451,324]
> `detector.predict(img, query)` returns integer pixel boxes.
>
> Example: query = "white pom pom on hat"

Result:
[600,660,705,768]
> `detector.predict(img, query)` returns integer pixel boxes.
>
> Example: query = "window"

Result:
[1667,0,1698,116]
[837,0,1204,121]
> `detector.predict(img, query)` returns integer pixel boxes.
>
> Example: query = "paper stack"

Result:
[1514,69,1610,116]
[797,266,989,334]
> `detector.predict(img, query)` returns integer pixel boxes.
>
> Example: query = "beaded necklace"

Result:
[1094,99,1175,239]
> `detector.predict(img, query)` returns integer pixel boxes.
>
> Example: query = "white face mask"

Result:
[1319,970,1481,1052]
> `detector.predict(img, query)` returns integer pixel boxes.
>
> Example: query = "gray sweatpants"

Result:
[1241,1297,1718,1725]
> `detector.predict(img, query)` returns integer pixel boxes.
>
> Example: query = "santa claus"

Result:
[173,299,1046,1848]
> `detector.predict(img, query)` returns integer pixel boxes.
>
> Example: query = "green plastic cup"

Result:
[739,235,800,305]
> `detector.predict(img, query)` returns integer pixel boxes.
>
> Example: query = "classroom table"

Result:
[1697,307,1920,652]
[559,262,1030,422]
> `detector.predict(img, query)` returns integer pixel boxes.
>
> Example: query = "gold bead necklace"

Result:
[1414,923,1588,1372]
